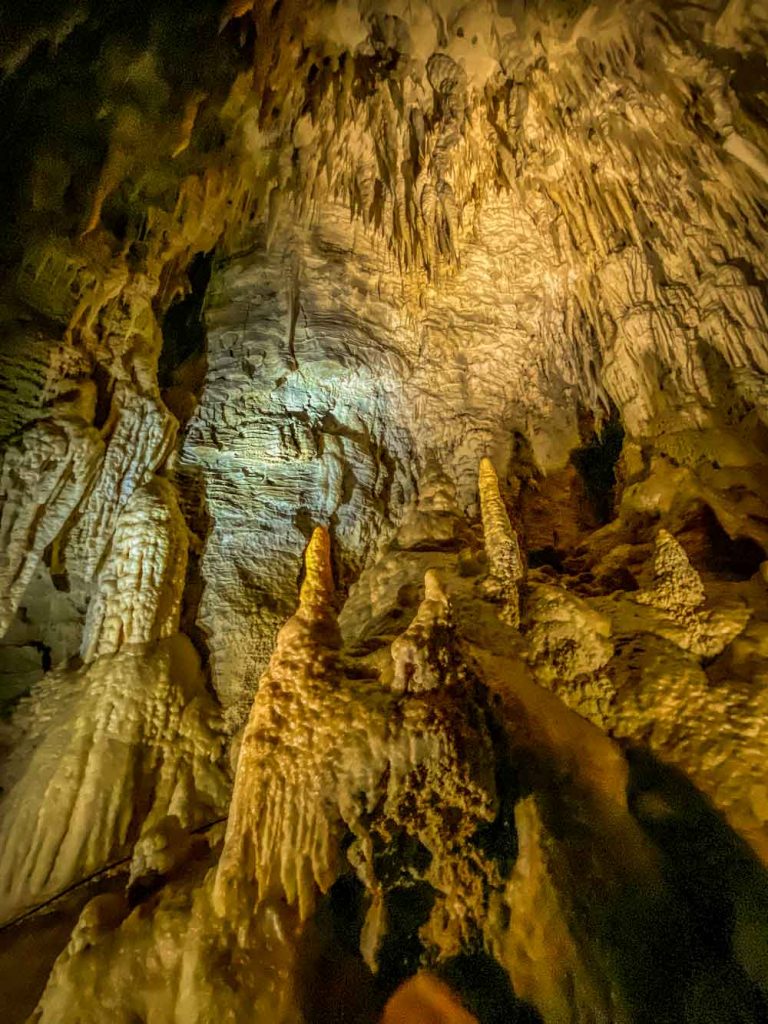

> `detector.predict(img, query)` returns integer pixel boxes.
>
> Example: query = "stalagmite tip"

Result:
[478,456,498,489]
[423,568,447,604]
[299,526,335,609]
[478,456,516,551]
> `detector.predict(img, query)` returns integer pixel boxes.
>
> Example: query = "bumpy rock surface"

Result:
[2,1,768,1021]
[80,476,189,661]
[26,514,768,1024]
[0,411,103,638]
[0,635,228,924]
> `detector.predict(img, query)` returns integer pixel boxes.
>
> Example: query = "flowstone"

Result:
[28,519,768,1024]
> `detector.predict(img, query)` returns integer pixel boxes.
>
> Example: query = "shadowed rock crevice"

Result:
[570,417,625,526]
[159,249,214,392]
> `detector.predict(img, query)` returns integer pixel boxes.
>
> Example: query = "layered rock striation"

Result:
[2,1,768,1021]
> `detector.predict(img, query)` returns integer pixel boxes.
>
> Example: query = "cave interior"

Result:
[3,1,768,1022]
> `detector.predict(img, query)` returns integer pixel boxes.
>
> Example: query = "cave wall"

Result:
[2,1,768,1021]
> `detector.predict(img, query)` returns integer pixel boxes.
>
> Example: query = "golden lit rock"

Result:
[478,457,525,627]
[2,1,768,1020]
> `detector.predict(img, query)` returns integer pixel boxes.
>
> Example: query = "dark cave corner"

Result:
[435,953,543,1024]
[296,869,543,1024]
[520,415,624,574]
[677,505,766,581]
[297,874,382,1024]
[159,249,214,408]
[160,249,216,679]
[570,416,625,527]
[296,709,542,1024]
[624,745,768,1023]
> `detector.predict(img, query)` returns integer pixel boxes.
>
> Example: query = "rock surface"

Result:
[1,0,768,1021]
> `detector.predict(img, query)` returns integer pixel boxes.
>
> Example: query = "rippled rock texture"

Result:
[2,1,768,1021]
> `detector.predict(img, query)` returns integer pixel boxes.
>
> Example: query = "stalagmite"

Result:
[631,528,748,658]
[478,457,525,627]
[390,569,455,693]
[214,526,353,922]
[297,525,336,620]
[636,528,706,619]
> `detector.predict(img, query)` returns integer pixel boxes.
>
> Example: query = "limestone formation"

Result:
[0,411,103,637]
[26,525,768,1024]
[390,569,455,693]
[395,462,462,551]
[0,635,228,924]
[478,457,525,627]
[63,385,178,591]
[80,477,189,662]
[0,444,222,923]
[633,528,751,657]
[213,526,353,921]
[3,0,768,1020]
[636,529,706,620]
[215,530,496,939]
[526,583,614,683]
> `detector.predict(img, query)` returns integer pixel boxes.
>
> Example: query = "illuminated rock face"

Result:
[2,1,768,1021]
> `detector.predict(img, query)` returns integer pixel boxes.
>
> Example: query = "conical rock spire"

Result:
[299,525,335,612]
[478,457,525,627]
[391,569,456,693]
[214,526,349,922]
[637,528,705,618]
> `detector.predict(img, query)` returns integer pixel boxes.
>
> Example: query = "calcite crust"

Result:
[2,1,768,1021]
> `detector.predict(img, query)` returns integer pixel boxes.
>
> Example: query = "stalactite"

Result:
[3,2,768,1021]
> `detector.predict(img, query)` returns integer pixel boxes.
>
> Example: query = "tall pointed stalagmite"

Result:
[391,569,456,693]
[299,525,336,614]
[478,457,525,627]
[214,525,347,922]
